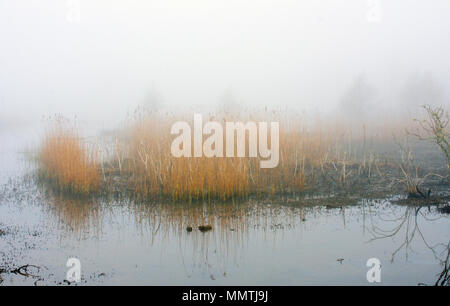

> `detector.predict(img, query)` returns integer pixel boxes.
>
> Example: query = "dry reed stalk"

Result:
[39,110,418,200]
[39,123,101,195]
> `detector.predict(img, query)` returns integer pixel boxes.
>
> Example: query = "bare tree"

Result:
[409,105,449,169]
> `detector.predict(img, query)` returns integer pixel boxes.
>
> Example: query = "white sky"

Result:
[1,0,449,124]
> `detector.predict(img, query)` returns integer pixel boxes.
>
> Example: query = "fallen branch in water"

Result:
[10,264,42,278]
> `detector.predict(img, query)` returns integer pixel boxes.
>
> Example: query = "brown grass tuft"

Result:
[39,124,101,195]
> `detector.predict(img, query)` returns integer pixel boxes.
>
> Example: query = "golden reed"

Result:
[39,122,100,195]
[38,110,401,200]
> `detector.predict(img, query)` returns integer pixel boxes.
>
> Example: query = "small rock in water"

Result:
[198,225,212,232]
[186,226,193,232]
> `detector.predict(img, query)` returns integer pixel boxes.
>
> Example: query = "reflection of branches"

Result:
[435,242,449,286]
[367,206,448,264]
[375,207,418,262]
[0,266,5,284]
[367,204,450,286]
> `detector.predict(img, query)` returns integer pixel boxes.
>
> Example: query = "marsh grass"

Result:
[39,122,101,196]
[119,112,330,201]
[38,110,442,200]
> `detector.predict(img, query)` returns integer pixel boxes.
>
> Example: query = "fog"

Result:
[1,0,449,127]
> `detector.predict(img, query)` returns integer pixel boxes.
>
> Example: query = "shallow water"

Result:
[0,126,449,286]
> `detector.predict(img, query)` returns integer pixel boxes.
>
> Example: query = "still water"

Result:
[0,126,449,286]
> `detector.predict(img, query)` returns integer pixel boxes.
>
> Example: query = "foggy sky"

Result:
[1,0,449,125]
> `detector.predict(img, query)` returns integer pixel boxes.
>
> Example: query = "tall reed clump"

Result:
[119,111,330,201]
[37,110,407,201]
[39,123,101,195]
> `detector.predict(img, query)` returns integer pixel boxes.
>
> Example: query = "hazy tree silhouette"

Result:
[339,74,375,120]
[218,88,240,115]
[142,85,164,112]
[401,73,443,109]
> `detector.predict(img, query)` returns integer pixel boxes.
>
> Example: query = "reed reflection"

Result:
[44,195,103,238]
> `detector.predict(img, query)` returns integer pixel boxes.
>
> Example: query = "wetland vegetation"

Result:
[1,106,448,286]
[1,1,450,287]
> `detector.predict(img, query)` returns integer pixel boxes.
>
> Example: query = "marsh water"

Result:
[1,126,449,286]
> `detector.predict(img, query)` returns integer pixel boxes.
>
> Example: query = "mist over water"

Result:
[1,0,449,127]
